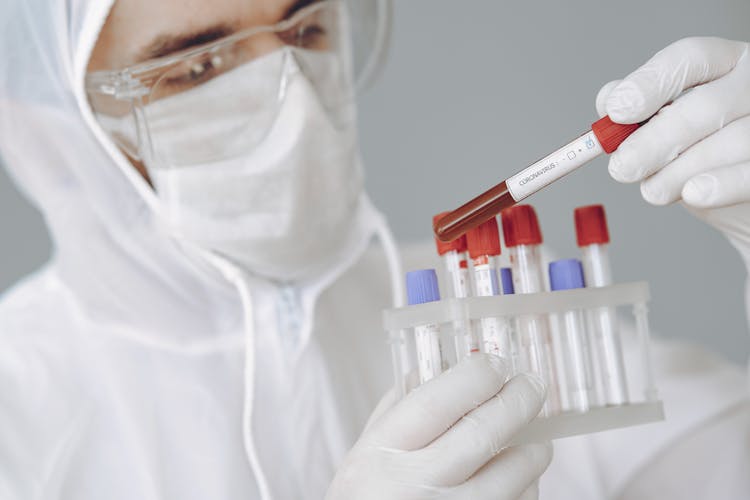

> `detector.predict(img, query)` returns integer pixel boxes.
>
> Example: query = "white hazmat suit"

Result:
[0,1,748,499]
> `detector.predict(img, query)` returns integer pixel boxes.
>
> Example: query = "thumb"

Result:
[604,37,746,123]
[362,387,398,434]
[682,161,750,209]
[595,80,621,118]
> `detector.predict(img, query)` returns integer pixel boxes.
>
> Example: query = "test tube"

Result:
[501,205,562,416]
[433,213,477,358]
[433,116,640,242]
[575,205,629,406]
[549,259,597,413]
[406,270,444,384]
[465,218,513,364]
[500,267,522,372]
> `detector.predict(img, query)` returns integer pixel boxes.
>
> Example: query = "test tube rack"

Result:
[383,281,664,444]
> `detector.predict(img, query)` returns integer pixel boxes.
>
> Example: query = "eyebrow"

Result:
[135,24,234,63]
[135,24,236,63]
[283,0,322,19]
[132,0,322,65]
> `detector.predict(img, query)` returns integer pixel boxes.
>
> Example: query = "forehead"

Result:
[91,0,298,70]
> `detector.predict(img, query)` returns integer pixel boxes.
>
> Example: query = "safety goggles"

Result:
[85,0,389,167]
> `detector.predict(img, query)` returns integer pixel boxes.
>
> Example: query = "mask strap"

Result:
[202,252,272,500]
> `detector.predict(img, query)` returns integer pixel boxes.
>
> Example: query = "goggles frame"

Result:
[85,0,389,102]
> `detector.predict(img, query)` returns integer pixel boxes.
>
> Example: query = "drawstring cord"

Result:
[199,205,401,500]
[373,213,405,308]
[203,253,273,500]
[234,276,274,500]
[373,210,412,392]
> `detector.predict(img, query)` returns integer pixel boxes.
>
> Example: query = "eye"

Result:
[162,54,225,91]
[281,22,329,50]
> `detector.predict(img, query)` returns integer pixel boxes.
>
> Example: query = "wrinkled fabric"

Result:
[0,1,399,499]
[0,244,398,499]
[0,2,749,500]
[148,50,366,282]
[541,337,750,499]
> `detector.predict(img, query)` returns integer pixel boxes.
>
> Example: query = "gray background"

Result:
[2,0,750,364]
[358,0,750,364]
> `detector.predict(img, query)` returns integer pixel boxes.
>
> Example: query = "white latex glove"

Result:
[596,37,750,267]
[325,354,552,500]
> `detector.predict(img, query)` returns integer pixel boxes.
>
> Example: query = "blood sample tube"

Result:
[466,218,513,365]
[406,269,444,384]
[434,116,640,242]
[433,212,472,299]
[549,259,597,413]
[575,205,629,406]
[433,213,477,358]
[501,205,562,416]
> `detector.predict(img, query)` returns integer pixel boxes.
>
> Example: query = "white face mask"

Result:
[115,48,367,282]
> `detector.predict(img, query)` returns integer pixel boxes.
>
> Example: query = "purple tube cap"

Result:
[406,269,441,305]
[500,267,514,295]
[549,259,585,291]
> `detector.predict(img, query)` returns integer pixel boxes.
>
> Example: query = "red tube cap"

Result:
[575,204,610,246]
[501,205,542,247]
[466,217,501,259]
[433,212,468,255]
[591,115,640,154]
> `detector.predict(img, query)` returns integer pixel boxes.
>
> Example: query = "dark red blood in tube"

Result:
[433,181,517,242]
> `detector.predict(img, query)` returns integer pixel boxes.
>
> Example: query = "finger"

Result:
[596,80,621,118]
[607,60,750,184]
[362,387,397,433]
[517,480,540,500]
[683,161,750,208]
[421,373,547,484]
[605,37,747,123]
[639,115,750,205]
[444,442,552,500]
[366,354,511,450]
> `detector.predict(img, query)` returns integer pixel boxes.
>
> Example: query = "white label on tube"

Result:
[506,131,604,202]
[590,307,629,405]
[474,265,500,297]
[473,264,511,358]
[449,267,471,299]
[415,324,443,383]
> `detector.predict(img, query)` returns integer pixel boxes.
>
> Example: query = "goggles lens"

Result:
[86,0,383,168]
